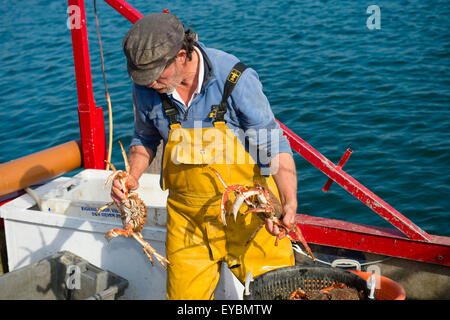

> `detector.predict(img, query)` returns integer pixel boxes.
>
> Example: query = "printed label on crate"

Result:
[81,206,121,219]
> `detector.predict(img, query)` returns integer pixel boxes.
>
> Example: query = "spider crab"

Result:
[210,168,315,261]
[96,141,170,269]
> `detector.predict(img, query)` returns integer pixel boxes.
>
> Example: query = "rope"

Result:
[24,187,42,211]
[292,243,391,268]
[94,0,113,171]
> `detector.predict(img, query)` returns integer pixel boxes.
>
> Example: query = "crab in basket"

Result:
[96,141,170,269]
[210,168,315,262]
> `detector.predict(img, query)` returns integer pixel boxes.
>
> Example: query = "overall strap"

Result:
[159,93,180,125]
[209,62,247,123]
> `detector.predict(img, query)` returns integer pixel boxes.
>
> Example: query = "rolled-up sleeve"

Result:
[130,84,162,154]
[231,67,292,167]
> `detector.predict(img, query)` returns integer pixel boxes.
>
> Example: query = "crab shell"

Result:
[117,192,148,233]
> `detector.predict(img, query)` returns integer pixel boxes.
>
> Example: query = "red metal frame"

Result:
[69,0,449,266]
[294,214,450,266]
[322,148,352,192]
[69,0,106,169]
[104,0,143,23]
[277,121,431,242]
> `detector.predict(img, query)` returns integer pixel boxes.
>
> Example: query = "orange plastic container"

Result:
[351,270,406,300]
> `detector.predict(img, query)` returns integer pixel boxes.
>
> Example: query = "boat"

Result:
[0,0,449,300]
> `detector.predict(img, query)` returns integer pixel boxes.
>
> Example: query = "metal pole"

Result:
[103,0,143,23]
[68,0,106,169]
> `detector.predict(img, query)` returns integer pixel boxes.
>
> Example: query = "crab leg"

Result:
[245,207,315,260]
[118,141,130,174]
[292,225,315,262]
[246,222,264,245]
[95,201,115,216]
[104,226,169,268]
[105,160,117,172]
[210,168,227,188]
[131,232,170,269]
[104,224,133,242]
[105,169,123,185]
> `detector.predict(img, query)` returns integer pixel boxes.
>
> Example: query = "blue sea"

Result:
[1,0,449,236]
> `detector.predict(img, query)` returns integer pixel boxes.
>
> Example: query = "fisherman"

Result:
[113,12,297,299]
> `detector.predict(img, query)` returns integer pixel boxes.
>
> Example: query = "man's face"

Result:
[147,57,183,94]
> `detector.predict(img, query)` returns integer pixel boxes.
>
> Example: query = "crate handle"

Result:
[331,259,361,270]
[244,272,253,296]
[367,275,377,300]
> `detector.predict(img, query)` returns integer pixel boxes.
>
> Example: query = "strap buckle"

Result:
[165,107,180,124]
[209,62,247,123]
[209,102,227,122]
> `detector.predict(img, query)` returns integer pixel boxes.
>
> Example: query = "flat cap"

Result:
[123,13,185,86]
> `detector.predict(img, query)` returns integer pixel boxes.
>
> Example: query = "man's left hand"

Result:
[267,152,298,240]
[264,202,297,240]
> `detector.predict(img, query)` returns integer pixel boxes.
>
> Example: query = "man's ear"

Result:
[176,49,187,64]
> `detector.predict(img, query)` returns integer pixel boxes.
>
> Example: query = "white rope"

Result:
[24,187,42,211]
[292,243,390,268]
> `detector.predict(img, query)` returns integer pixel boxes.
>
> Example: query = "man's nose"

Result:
[147,80,157,88]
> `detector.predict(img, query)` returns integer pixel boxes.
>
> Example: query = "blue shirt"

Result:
[130,42,292,175]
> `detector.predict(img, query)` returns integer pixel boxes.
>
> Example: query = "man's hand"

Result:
[110,174,139,204]
[266,152,298,240]
[110,144,154,204]
[264,202,297,239]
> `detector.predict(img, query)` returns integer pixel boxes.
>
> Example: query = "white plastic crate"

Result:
[0,169,244,299]
[40,169,168,227]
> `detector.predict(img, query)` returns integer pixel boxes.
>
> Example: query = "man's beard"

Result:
[153,65,183,94]
[152,83,178,94]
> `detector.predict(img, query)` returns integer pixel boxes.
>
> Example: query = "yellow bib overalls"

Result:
[160,64,294,299]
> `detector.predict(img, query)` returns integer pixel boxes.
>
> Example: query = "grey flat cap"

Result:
[123,13,185,86]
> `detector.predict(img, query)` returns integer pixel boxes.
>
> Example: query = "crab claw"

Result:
[219,185,243,225]
[232,194,247,222]
[293,225,315,262]
[105,229,120,242]
[230,189,262,221]
[221,189,230,226]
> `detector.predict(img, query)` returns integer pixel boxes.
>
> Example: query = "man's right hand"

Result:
[110,174,139,204]
[110,144,153,204]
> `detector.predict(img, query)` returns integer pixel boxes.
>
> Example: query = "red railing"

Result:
[277,121,431,242]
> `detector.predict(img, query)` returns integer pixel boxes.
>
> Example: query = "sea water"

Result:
[0,0,448,236]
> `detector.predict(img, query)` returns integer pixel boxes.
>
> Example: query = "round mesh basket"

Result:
[244,266,369,300]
